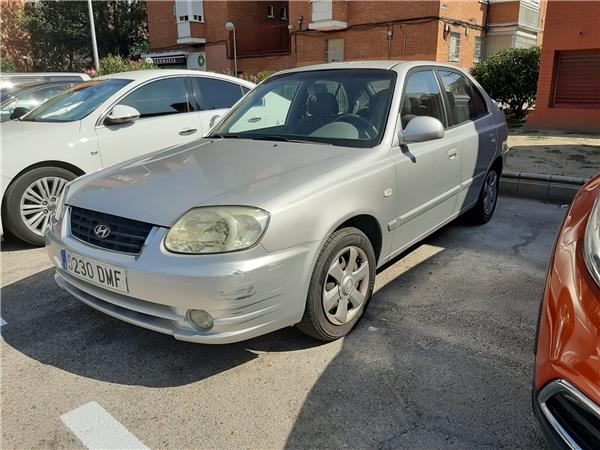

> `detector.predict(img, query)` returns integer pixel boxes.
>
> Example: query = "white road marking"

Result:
[0,318,6,327]
[60,401,148,450]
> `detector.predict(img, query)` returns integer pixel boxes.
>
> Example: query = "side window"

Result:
[400,70,445,129]
[118,77,192,118]
[438,70,488,126]
[194,78,244,110]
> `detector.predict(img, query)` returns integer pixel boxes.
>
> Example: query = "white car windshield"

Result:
[210,69,396,148]
[21,79,131,122]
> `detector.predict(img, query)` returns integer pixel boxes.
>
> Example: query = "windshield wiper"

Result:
[210,133,241,139]
[250,135,290,142]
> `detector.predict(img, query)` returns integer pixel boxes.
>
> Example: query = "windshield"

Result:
[21,79,131,122]
[210,69,396,148]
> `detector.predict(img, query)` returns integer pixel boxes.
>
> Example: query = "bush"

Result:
[96,55,154,76]
[471,46,541,118]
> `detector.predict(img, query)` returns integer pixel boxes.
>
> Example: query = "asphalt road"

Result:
[1,196,565,449]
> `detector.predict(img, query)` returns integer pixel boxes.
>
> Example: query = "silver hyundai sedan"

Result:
[46,61,507,343]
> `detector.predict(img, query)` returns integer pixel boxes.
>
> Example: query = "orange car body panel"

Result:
[535,173,600,405]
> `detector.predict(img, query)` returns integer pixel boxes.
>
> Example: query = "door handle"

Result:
[447,148,458,161]
[178,128,198,136]
[489,133,497,143]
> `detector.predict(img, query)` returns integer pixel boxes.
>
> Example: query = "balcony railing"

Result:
[229,23,290,58]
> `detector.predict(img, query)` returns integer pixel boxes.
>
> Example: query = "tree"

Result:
[0,0,32,72]
[22,0,148,72]
[471,46,541,119]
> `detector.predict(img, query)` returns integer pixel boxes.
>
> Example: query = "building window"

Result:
[267,5,274,18]
[176,0,204,22]
[551,49,600,108]
[312,0,333,22]
[473,36,483,63]
[280,6,288,20]
[327,39,344,63]
[449,32,461,62]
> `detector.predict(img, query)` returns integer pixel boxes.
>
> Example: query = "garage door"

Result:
[551,49,600,108]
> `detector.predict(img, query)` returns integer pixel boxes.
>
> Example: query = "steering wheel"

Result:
[335,114,379,140]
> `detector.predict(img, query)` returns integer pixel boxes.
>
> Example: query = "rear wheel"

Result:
[466,167,499,225]
[296,227,376,341]
[2,167,77,245]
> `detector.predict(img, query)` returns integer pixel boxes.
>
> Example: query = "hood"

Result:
[68,138,363,226]
[1,119,80,145]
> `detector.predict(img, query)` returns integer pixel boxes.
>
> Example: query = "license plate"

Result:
[61,249,128,293]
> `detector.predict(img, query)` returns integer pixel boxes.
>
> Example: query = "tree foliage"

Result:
[471,46,541,118]
[97,56,154,77]
[23,0,148,72]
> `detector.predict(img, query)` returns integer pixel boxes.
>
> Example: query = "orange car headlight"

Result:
[583,195,600,288]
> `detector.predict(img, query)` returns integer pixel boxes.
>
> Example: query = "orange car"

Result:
[533,173,600,448]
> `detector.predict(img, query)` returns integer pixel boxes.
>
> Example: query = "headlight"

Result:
[583,195,600,287]
[165,206,270,254]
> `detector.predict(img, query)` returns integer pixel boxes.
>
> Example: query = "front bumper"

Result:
[46,208,319,344]
[533,379,600,449]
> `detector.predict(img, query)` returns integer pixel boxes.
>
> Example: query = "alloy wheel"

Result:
[483,170,498,215]
[19,176,68,237]
[322,245,370,325]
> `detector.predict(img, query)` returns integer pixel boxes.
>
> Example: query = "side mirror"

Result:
[104,105,140,125]
[10,107,30,120]
[209,114,221,128]
[398,116,444,144]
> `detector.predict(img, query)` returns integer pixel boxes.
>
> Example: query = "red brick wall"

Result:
[527,1,600,131]
[486,0,520,25]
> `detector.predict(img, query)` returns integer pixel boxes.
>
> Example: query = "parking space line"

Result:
[0,318,6,327]
[60,401,148,450]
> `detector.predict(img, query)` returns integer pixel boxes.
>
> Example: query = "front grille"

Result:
[70,206,154,254]
[544,390,600,448]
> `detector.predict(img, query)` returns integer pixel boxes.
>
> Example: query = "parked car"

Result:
[1,69,255,244]
[0,72,90,90]
[533,173,600,449]
[0,80,81,122]
[45,61,507,344]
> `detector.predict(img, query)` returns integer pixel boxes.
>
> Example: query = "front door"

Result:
[96,76,202,168]
[389,69,461,257]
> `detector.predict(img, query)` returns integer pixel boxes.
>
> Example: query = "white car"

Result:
[1,69,254,245]
[0,72,90,90]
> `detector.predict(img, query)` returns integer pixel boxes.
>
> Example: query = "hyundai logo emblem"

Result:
[93,224,111,239]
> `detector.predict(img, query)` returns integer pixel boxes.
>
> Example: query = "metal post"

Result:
[87,0,100,71]
[232,27,238,76]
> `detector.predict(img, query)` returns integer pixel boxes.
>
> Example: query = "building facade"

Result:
[527,1,600,132]
[146,0,546,74]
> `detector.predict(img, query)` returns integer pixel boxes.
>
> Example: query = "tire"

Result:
[2,166,77,246]
[296,227,376,341]
[465,167,499,225]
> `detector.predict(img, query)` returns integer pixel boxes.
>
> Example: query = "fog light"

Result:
[188,309,214,330]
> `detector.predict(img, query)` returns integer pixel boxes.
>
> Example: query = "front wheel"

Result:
[2,167,77,245]
[466,167,499,225]
[296,227,376,341]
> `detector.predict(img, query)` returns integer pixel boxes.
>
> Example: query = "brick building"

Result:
[527,1,600,132]
[146,0,546,74]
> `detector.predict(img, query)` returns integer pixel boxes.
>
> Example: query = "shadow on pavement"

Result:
[0,268,320,388]
[1,234,38,253]
[286,217,549,448]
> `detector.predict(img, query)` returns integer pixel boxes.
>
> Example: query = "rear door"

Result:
[95,76,202,168]
[389,69,461,256]
[190,77,248,133]
[436,69,497,212]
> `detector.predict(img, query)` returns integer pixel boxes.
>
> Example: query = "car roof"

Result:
[0,72,89,79]
[3,80,78,91]
[97,69,256,88]
[273,60,469,76]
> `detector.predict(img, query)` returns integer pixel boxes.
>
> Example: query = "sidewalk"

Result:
[501,127,599,202]
[505,128,600,180]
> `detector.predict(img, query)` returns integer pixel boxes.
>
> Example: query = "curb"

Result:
[500,171,587,203]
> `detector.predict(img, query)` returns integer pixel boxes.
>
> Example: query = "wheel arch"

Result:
[2,160,85,208]
[332,213,384,264]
